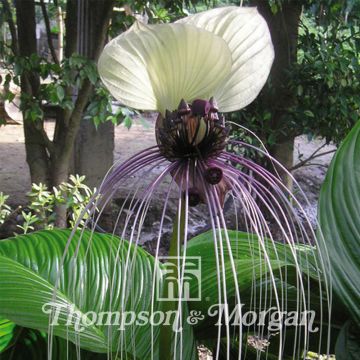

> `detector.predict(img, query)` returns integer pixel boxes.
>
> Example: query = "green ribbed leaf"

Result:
[0,326,118,360]
[318,120,360,325]
[335,320,360,360]
[186,230,325,336]
[0,230,197,359]
[1,327,48,359]
[0,318,15,352]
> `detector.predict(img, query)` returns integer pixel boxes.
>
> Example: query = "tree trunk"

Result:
[73,121,114,188]
[253,1,302,188]
[23,121,51,185]
[271,138,294,189]
[12,0,114,227]
[72,0,114,190]
[1,0,18,55]
[51,0,114,227]
[15,0,50,185]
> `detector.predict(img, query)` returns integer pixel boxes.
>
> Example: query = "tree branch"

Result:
[16,0,50,185]
[299,142,327,159]
[293,162,330,169]
[39,0,59,64]
[51,79,93,185]
[92,0,115,61]
[64,0,78,58]
[66,80,93,134]
[51,0,114,184]
[340,30,360,44]
[65,0,114,131]
[1,0,18,55]
[40,126,55,154]
[290,147,336,171]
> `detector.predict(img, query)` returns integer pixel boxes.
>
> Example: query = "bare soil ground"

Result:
[0,120,336,243]
[0,120,157,205]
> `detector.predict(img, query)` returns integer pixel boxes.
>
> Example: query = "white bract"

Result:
[98,6,274,114]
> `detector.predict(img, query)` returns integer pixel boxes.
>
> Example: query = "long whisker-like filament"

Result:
[48,92,331,360]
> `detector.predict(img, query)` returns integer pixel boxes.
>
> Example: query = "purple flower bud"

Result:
[209,97,219,113]
[205,167,223,185]
[188,189,201,207]
[177,99,191,116]
[191,99,211,117]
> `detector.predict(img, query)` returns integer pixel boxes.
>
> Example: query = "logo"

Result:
[156,256,201,301]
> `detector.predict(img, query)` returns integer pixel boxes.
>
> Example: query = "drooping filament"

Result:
[50,104,331,360]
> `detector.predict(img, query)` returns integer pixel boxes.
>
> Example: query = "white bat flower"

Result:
[98,6,274,115]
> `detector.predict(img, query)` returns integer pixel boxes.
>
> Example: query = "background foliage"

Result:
[229,0,359,151]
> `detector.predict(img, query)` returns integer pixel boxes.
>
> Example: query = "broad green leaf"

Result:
[318,120,360,325]
[56,86,65,102]
[98,22,232,114]
[186,229,320,307]
[178,6,274,112]
[0,326,117,360]
[185,230,337,357]
[0,318,15,352]
[1,327,48,359]
[123,115,132,129]
[0,230,197,359]
[185,230,326,337]
[335,320,360,360]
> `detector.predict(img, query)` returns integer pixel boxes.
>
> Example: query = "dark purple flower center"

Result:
[155,98,229,162]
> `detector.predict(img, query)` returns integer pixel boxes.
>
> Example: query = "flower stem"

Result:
[159,198,186,359]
